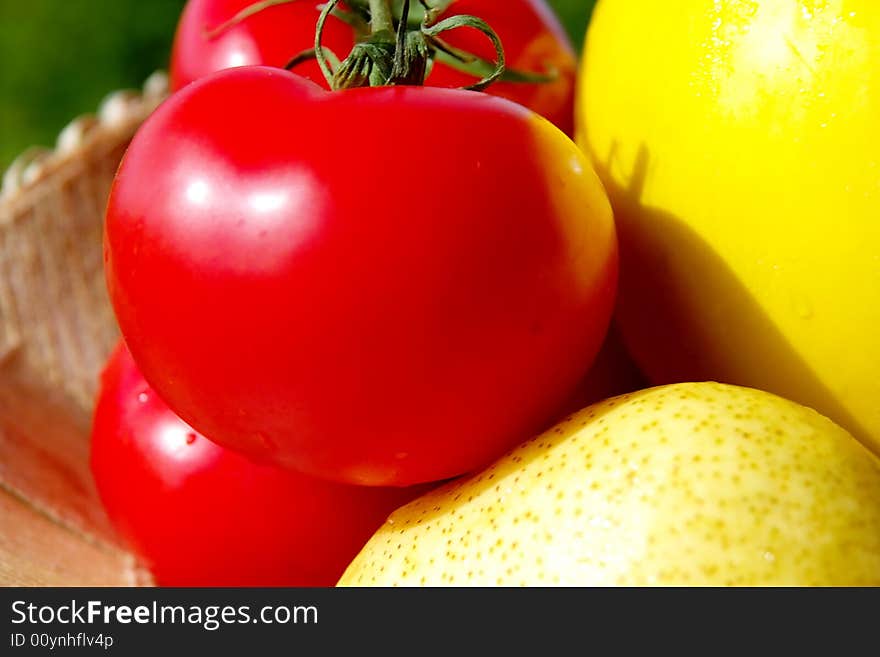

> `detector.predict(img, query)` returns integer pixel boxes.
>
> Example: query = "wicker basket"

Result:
[0,73,168,586]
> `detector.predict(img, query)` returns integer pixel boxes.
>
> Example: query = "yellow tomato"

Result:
[578,0,880,454]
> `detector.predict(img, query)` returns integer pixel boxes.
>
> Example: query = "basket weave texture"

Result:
[0,73,167,586]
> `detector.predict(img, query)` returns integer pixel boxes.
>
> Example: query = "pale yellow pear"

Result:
[339,383,880,586]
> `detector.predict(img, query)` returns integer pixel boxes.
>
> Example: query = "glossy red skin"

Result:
[105,67,617,486]
[424,0,577,135]
[170,0,576,133]
[171,0,355,92]
[90,342,424,586]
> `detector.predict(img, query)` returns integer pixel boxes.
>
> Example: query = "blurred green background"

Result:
[0,0,596,169]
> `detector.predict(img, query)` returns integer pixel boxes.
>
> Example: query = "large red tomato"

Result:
[90,342,425,586]
[104,67,617,486]
[170,0,576,133]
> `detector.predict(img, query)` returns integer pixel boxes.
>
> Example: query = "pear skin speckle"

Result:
[338,383,880,586]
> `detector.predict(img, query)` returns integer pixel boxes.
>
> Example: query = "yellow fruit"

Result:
[577,0,880,454]
[339,383,880,586]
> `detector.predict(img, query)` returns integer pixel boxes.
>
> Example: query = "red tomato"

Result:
[170,0,354,92]
[90,342,424,586]
[170,0,576,133]
[104,67,617,487]
[424,0,577,135]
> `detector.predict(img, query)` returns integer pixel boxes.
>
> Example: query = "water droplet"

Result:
[792,294,814,320]
[762,551,776,563]
[395,452,408,461]
[137,392,149,404]
[185,432,197,445]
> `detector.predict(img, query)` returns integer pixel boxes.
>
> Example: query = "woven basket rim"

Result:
[0,70,169,210]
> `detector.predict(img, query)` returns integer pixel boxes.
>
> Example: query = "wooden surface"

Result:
[0,77,166,586]
[0,488,146,586]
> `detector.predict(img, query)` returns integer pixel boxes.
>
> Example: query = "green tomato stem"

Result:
[369,0,395,37]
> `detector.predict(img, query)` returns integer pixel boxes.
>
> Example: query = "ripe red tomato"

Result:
[90,342,424,586]
[170,0,354,92]
[104,67,617,487]
[170,0,576,133]
[423,0,577,135]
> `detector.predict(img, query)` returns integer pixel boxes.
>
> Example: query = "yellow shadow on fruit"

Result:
[577,0,880,457]
[594,141,872,452]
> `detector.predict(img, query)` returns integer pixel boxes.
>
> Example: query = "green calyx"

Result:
[314,0,505,91]
[207,0,559,92]
[328,39,395,90]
